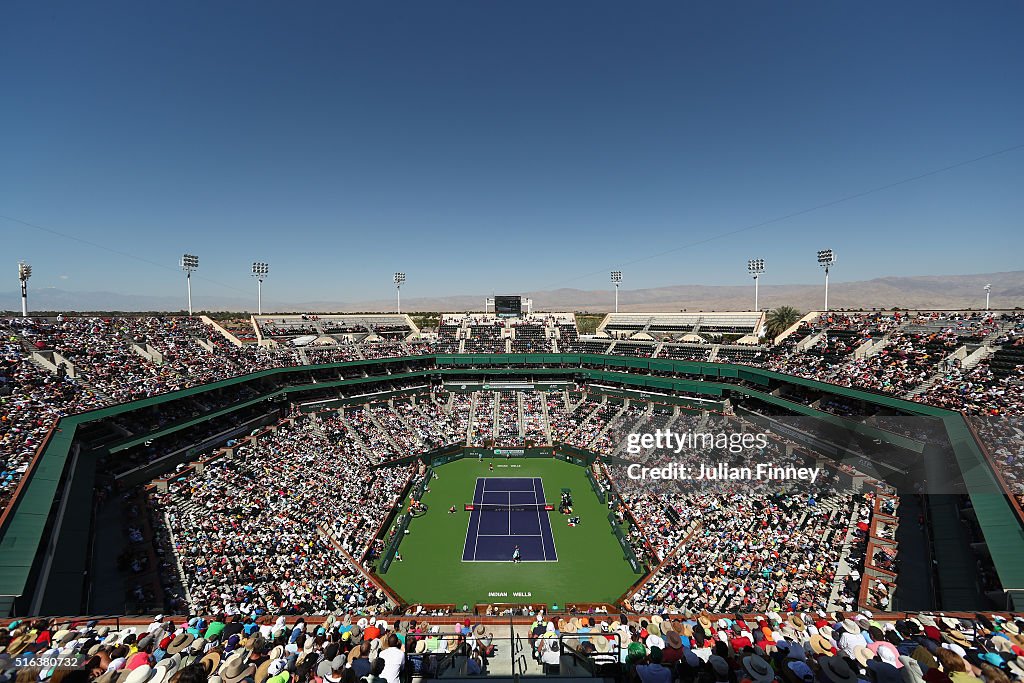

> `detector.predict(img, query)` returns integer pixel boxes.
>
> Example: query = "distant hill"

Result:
[2,271,1021,314]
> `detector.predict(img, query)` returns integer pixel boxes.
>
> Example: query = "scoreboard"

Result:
[494,295,522,318]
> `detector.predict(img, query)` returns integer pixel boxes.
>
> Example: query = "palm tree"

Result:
[764,306,802,339]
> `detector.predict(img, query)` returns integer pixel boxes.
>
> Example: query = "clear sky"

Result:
[2,1,1022,304]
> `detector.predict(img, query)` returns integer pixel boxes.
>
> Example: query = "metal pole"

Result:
[186,272,193,316]
[397,286,401,314]
[986,291,991,310]
[614,285,619,313]
[824,266,830,312]
[21,280,28,318]
[754,275,759,312]
[257,279,263,315]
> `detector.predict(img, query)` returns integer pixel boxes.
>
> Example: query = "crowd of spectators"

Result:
[754,312,1021,400]
[617,426,877,615]
[6,609,1024,683]
[4,310,1024,625]
[150,418,409,616]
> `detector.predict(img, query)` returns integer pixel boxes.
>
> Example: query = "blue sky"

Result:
[1,1,1022,304]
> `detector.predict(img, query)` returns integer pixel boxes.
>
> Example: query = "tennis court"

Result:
[462,477,558,562]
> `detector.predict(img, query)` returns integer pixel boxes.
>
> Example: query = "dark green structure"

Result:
[1,353,1019,617]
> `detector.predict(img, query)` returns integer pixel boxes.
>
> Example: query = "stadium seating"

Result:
[4,309,1024,636]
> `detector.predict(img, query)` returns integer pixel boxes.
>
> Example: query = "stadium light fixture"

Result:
[18,261,32,318]
[817,249,836,311]
[984,283,992,311]
[394,272,406,314]
[252,261,270,315]
[180,253,199,316]
[611,271,622,313]
[747,259,765,311]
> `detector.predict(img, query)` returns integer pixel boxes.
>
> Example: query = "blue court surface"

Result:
[462,477,558,562]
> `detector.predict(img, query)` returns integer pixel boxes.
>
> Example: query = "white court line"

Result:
[461,559,553,563]
[533,478,547,561]
[477,532,548,540]
[472,478,486,561]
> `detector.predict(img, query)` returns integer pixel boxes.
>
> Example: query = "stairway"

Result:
[366,406,405,451]
[516,392,526,438]
[465,393,478,445]
[566,397,604,443]
[392,404,426,449]
[540,393,554,444]
[588,403,628,449]
[491,393,501,438]
[338,411,377,461]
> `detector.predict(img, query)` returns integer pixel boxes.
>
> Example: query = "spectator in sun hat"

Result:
[854,616,875,645]
[259,658,289,683]
[166,633,195,658]
[198,649,222,676]
[772,638,798,663]
[221,652,258,683]
[154,652,182,680]
[864,651,903,683]
[625,641,647,666]
[811,635,835,657]
[645,628,665,651]
[870,642,905,669]
[817,656,863,683]
[591,632,617,665]
[840,620,869,660]
[784,659,815,683]
[146,616,166,635]
[317,655,346,683]
[741,654,777,683]
[943,629,972,651]
[708,655,733,683]
[663,629,685,666]
[265,663,293,683]
[179,638,208,669]
[124,663,167,683]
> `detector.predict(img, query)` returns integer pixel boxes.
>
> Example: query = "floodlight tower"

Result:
[394,272,406,314]
[747,259,765,311]
[817,249,836,311]
[18,261,32,318]
[180,253,199,316]
[984,283,992,311]
[611,271,622,313]
[251,261,269,315]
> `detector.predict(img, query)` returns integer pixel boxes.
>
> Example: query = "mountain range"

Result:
[1,271,1020,314]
